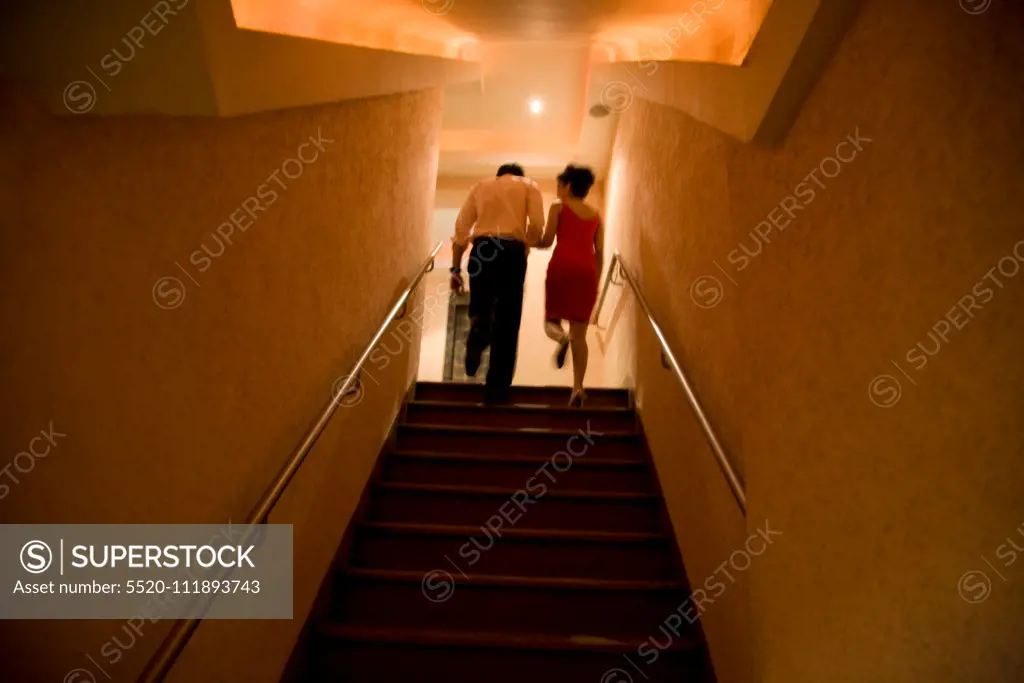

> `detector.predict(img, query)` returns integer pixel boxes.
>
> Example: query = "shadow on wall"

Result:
[602,1,1024,682]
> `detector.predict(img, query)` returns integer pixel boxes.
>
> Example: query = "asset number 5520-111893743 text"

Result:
[126,579,261,594]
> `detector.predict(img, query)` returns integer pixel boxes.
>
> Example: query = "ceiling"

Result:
[230,0,775,180]
[436,40,601,179]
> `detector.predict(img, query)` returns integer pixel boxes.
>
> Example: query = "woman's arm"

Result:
[537,203,560,248]
[594,213,605,275]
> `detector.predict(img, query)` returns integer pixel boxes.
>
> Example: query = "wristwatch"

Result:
[450,266,461,273]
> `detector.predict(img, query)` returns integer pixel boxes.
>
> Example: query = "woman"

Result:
[536,164,604,407]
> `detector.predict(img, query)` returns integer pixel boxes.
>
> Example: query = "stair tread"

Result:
[343,567,683,591]
[359,521,670,542]
[407,400,635,415]
[388,449,648,467]
[375,481,658,500]
[416,382,629,395]
[296,384,710,679]
[317,624,698,652]
[398,423,639,439]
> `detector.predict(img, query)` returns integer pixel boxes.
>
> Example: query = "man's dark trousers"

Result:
[466,236,527,403]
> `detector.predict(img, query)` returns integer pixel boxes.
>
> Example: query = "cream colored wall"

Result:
[601,101,751,683]
[0,85,442,682]
[602,2,1024,683]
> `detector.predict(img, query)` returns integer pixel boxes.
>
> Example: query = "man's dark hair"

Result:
[496,163,525,177]
[557,164,596,199]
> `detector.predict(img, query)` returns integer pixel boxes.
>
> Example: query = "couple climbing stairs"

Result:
[286,382,717,682]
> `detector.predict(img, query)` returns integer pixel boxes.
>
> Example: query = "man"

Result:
[450,163,545,404]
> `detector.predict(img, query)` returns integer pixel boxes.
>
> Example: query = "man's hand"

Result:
[450,243,467,294]
[450,269,465,294]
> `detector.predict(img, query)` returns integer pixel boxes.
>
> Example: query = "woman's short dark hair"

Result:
[557,164,596,199]
[496,163,525,177]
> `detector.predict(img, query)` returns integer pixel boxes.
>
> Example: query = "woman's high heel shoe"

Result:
[568,389,586,408]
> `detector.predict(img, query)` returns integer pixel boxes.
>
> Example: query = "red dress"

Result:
[545,204,600,322]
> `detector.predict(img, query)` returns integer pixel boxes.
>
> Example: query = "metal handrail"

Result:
[136,240,445,683]
[592,251,747,515]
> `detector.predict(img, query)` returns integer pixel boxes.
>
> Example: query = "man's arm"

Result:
[537,203,560,248]
[451,186,478,291]
[525,183,545,246]
[452,241,467,271]
[453,185,478,256]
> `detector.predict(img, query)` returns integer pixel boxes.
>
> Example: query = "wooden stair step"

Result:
[386,449,650,466]
[375,481,658,499]
[382,449,654,492]
[349,522,677,580]
[398,424,639,438]
[405,400,638,431]
[413,382,632,408]
[342,566,681,590]
[317,623,698,651]
[309,625,709,683]
[334,571,688,638]
[368,482,664,532]
[356,521,669,541]
[396,423,643,458]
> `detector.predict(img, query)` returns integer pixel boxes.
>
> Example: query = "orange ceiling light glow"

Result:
[229,0,771,65]
[229,0,479,60]
[591,0,774,65]
[437,41,591,178]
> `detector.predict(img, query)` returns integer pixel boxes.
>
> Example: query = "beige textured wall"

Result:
[0,85,442,682]
[601,91,752,683]
[602,1,1024,682]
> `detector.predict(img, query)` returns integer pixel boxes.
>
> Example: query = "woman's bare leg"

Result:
[568,321,589,396]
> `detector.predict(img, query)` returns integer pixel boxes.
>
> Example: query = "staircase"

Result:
[292,382,715,682]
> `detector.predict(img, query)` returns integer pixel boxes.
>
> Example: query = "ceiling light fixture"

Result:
[528,98,544,115]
